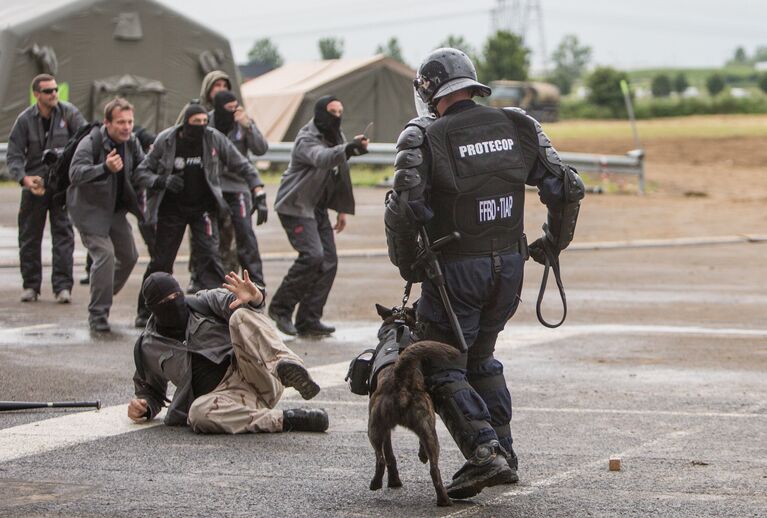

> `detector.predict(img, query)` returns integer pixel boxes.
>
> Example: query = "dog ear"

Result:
[375,303,391,319]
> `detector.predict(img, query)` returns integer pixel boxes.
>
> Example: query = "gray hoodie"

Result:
[208,110,268,193]
[133,125,263,225]
[274,120,355,218]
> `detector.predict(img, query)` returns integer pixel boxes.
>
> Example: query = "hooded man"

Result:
[205,89,269,286]
[267,95,368,337]
[131,104,264,328]
[128,270,328,434]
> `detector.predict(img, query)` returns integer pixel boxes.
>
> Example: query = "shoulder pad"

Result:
[503,107,565,176]
[392,168,422,191]
[406,115,436,131]
[394,148,423,170]
[503,106,544,135]
[396,125,425,151]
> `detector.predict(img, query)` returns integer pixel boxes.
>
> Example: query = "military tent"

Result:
[0,0,241,138]
[241,55,417,143]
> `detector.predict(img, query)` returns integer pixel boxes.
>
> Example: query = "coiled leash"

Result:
[536,246,567,329]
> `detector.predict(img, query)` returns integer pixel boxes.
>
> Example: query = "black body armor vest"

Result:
[425,105,528,257]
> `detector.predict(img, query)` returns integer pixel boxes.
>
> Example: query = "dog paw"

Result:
[418,443,428,463]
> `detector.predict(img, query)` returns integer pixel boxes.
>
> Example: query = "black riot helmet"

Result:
[413,48,491,114]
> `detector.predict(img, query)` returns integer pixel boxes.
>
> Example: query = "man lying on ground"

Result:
[128,270,328,433]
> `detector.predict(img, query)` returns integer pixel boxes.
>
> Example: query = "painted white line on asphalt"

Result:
[0,405,166,464]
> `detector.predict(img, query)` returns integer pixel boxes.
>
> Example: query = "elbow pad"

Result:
[384,190,424,282]
[546,166,585,251]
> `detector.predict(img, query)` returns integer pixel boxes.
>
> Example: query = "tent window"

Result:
[114,12,143,41]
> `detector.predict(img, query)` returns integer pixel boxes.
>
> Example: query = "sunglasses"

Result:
[38,87,58,94]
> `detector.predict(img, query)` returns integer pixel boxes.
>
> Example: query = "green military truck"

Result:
[487,80,560,122]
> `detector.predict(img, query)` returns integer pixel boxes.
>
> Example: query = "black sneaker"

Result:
[446,441,515,499]
[276,360,320,400]
[282,408,329,432]
[268,306,297,336]
[89,320,111,333]
[79,275,90,286]
[296,320,335,336]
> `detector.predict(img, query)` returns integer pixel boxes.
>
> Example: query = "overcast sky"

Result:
[158,0,764,71]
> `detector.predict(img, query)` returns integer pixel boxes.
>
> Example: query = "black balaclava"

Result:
[182,104,207,144]
[313,95,342,145]
[213,90,238,135]
[142,272,189,339]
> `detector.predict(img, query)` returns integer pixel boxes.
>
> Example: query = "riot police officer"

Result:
[385,48,585,499]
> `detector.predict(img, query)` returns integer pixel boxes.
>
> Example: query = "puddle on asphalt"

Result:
[0,324,134,347]
[279,322,380,346]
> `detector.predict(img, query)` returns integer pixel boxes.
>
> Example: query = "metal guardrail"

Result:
[1,141,646,193]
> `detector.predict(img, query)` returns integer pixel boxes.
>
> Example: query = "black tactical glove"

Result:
[251,191,268,225]
[529,235,558,266]
[153,174,184,194]
[344,137,369,159]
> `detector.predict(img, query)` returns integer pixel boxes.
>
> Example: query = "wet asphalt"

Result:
[0,185,766,517]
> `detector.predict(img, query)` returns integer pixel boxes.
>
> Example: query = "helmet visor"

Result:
[413,87,433,118]
[433,78,492,101]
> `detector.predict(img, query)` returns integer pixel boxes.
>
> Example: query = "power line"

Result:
[229,7,493,42]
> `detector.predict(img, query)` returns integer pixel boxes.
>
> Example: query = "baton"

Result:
[415,230,468,353]
[0,400,101,412]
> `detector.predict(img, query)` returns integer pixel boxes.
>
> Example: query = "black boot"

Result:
[446,440,515,499]
[282,408,328,432]
[276,360,320,400]
[268,306,297,336]
[296,320,335,336]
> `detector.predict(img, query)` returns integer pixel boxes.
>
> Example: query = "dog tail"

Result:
[393,340,460,389]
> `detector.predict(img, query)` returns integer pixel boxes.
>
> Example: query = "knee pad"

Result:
[467,330,498,367]
[467,357,512,428]
[431,379,494,458]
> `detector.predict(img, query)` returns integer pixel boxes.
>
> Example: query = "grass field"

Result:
[544,113,767,140]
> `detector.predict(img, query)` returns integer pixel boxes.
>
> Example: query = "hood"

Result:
[200,70,232,110]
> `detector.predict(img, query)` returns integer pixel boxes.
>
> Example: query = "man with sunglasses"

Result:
[6,74,86,303]
[128,270,328,434]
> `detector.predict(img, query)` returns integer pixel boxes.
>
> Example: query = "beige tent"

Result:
[241,55,417,143]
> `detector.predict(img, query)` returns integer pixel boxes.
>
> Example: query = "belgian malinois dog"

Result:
[367,305,460,507]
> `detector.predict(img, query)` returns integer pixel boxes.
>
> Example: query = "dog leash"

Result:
[394,281,413,320]
[535,248,567,329]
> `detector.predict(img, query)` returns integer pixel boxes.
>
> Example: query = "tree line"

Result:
[246,35,767,119]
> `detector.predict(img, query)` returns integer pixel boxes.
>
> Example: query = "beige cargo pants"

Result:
[188,309,304,433]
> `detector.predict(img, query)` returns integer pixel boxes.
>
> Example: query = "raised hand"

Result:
[223,270,263,309]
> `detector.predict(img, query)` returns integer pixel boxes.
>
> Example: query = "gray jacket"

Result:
[67,126,145,235]
[132,288,265,426]
[133,125,263,225]
[6,101,86,184]
[274,120,355,218]
[208,111,269,193]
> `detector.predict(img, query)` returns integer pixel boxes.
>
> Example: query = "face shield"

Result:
[413,87,433,118]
